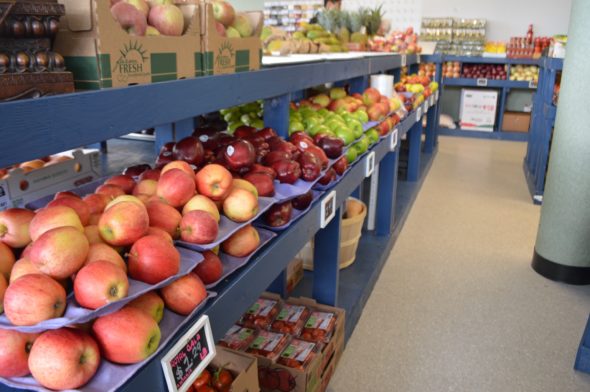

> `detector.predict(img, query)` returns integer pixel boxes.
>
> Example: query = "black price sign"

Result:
[161,315,216,392]
[320,191,336,229]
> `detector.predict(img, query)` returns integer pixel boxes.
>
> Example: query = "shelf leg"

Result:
[366,164,379,231]
[174,118,195,140]
[348,75,369,94]
[154,123,174,155]
[433,61,443,147]
[407,119,423,182]
[312,207,341,306]
[424,104,436,153]
[264,93,291,138]
[376,149,399,236]
[267,270,288,298]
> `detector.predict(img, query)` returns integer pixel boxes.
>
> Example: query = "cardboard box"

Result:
[0,150,101,210]
[502,111,531,132]
[55,0,202,90]
[459,89,498,131]
[286,257,304,295]
[200,2,262,75]
[211,347,260,392]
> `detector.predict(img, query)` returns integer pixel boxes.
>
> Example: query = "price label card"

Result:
[529,80,537,89]
[320,191,336,229]
[429,95,434,107]
[476,78,488,87]
[390,128,399,152]
[435,90,439,101]
[423,102,428,114]
[365,151,376,177]
[417,54,421,63]
[162,315,216,392]
[416,106,422,121]
[401,54,407,67]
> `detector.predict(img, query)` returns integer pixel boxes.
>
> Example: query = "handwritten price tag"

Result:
[320,191,336,229]
[476,78,488,87]
[401,55,407,67]
[365,151,376,177]
[416,106,422,121]
[390,128,399,152]
[161,315,216,392]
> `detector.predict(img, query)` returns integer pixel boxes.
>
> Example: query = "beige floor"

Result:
[329,137,590,392]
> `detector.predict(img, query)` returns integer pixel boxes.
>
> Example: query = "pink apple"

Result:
[92,307,161,364]
[195,164,233,200]
[160,273,207,315]
[148,4,185,36]
[88,213,102,225]
[182,194,220,222]
[29,205,83,241]
[127,291,165,323]
[9,258,40,283]
[105,174,136,194]
[0,329,39,378]
[0,274,6,314]
[85,243,126,271]
[0,242,15,280]
[3,274,66,326]
[47,195,91,226]
[74,260,129,309]
[193,250,223,285]
[161,160,194,178]
[84,225,105,245]
[221,224,260,257]
[124,0,149,17]
[146,226,174,245]
[133,179,158,196]
[179,210,218,244]
[139,168,161,181]
[29,226,89,279]
[28,328,100,390]
[98,201,149,246]
[156,168,196,208]
[147,200,182,238]
[222,187,259,223]
[105,195,147,211]
[128,235,180,284]
[0,208,35,248]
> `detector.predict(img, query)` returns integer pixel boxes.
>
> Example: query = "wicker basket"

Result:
[303,198,367,271]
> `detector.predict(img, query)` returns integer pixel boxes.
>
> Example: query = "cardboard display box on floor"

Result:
[200,2,262,75]
[502,111,531,132]
[231,294,345,392]
[54,0,203,90]
[211,347,260,392]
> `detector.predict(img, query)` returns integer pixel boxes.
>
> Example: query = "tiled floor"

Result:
[329,137,590,391]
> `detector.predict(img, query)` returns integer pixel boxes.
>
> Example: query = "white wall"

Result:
[421,0,572,40]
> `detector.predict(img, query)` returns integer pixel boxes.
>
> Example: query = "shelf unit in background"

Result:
[0,54,441,391]
[523,57,563,204]
[263,0,323,32]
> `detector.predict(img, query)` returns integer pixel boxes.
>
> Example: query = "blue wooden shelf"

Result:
[442,78,536,90]
[443,55,540,65]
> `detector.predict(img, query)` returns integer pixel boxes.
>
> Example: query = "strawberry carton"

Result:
[218,324,257,351]
[239,296,282,330]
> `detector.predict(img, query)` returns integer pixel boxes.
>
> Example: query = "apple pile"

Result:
[212,0,257,39]
[461,64,507,80]
[0,154,73,180]
[442,61,461,79]
[110,0,187,37]
[368,27,422,54]
[509,65,539,82]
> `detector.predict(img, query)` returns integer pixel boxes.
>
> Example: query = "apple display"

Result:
[195,164,233,200]
[29,226,89,279]
[221,224,260,257]
[160,273,207,315]
[182,195,221,222]
[29,205,83,242]
[179,210,218,244]
[75,260,129,309]
[223,187,259,223]
[0,329,39,378]
[128,235,180,284]
[127,291,165,323]
[0,208,35,248]
[99,201,149,246]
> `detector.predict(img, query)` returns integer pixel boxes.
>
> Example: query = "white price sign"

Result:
[529,80,537,89]
[417,54,421,63]
[423,102,428,114]
[161,316,216,392]
[365,151,376,177]
[401,54,407,67]
[435,90,439,101]
[416,106,422,121]
[320,191,336,229]
[429,95,434,107]
[390,128,399,152]
[476,78,488,87]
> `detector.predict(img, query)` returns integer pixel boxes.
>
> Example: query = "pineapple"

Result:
[337,11,350,43]
[366,5,384,36]
[317,9,341,34]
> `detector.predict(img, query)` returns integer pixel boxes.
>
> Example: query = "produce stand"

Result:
[0,53,440,391]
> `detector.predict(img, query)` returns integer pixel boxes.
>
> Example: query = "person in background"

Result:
[325,0,341,10]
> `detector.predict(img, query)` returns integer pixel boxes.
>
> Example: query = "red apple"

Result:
[3,274,66,326]
[271,160,301,184]
[126,291,165,323]
[74,260,129,309]
[146,226,174,245]
[160,273,207,315]
[9,258,40,283]
[243,172,274,197]
[223,188,259,223]
[92,307,161,364]
[53,191,80,200]
[222,140,256,172]
[29,205,83,242]
[105,175,136,194]
[0,208,35,248]
[139,168,161,181]
[85,243,126,271]
[147,200,182,238]
[362,87,381,106]
[249,163,276,180]
[28,328,100,390]
[133,179,158,196]
[182,194,221,222]
[95,184,126,200]
[173,136,205,166]
[265,201,293,227]
[156,168,196,208]
[83,193,109,215]
[231,178,258,198]
[123,163,151,177]
[179,210,218,244]
[221,225,260,257]
[333,156,348,176]
[47,196,91,226]
[0,242,15,280]
[193,250,222,285]
[105,194,146,211]
[30,226,89,279]
[128,235,180,284]
[195,164,233,200]
[0,274,6,313]
[0,329,39,377]
[292,191,313,210]
[98,201,149,246]
[161,160,195,179]
[148,4,184,36]
[84,225,105,245]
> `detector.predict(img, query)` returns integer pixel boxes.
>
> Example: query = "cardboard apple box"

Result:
[54,0,203,89]
[0,149,101,210]
[211,346,260,392]
[200,2,262,75]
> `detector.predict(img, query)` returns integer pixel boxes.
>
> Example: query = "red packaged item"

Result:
[246,330,289,361]
[277,339,317,370]
[240,298,281,329]
[270,304,310,336]
[218,325,257,351]
[300,311,337,343]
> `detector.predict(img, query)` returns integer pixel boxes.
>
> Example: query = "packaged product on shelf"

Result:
[246,330,290,361]
[300,311,337,344]
[270,303,311,335]
[219,324,258,351]
[277,339,317,370]
[54,0,202,89]
[207,346,260,391]
[239,297,282,329]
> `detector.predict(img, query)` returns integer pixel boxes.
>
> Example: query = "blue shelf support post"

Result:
[407,116,424,182]
[264,93,291,138]
[375,149,399,236]
[312,208,341,306]
[424,104,436,153]
[154,123,174,155]
[348,75,369,95]
[174,118,195,140]
[267,271,288,298]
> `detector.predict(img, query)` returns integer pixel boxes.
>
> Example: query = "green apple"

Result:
[251,119,264,129]
[228,121,244,133]
[289,121,305,134]
[366,128,379,144]
[335,126,355,145]
[349,120,363,139]
[353,110,369,124]
[318,108,330,117]
[345,147,358,163]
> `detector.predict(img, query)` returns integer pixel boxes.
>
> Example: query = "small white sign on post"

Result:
[429,95,434,107]
[401,54,407,67]
[423,102,428,114]
[476,78,488,87]
[365,151,376,177]
[435,90,439,101]
[320,191,337,229]
[416,106,423,121]
[161,315,216,392]
[529,80,537,89]
[390,128,399,152]
[417,54,421,64]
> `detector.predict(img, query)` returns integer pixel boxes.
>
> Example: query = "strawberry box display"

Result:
[277,339,317,371]
[239,297,281,329]
[270,303,311,336]
[218,324,257,351]
[300,311,337,344]
[246,330,290,361]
